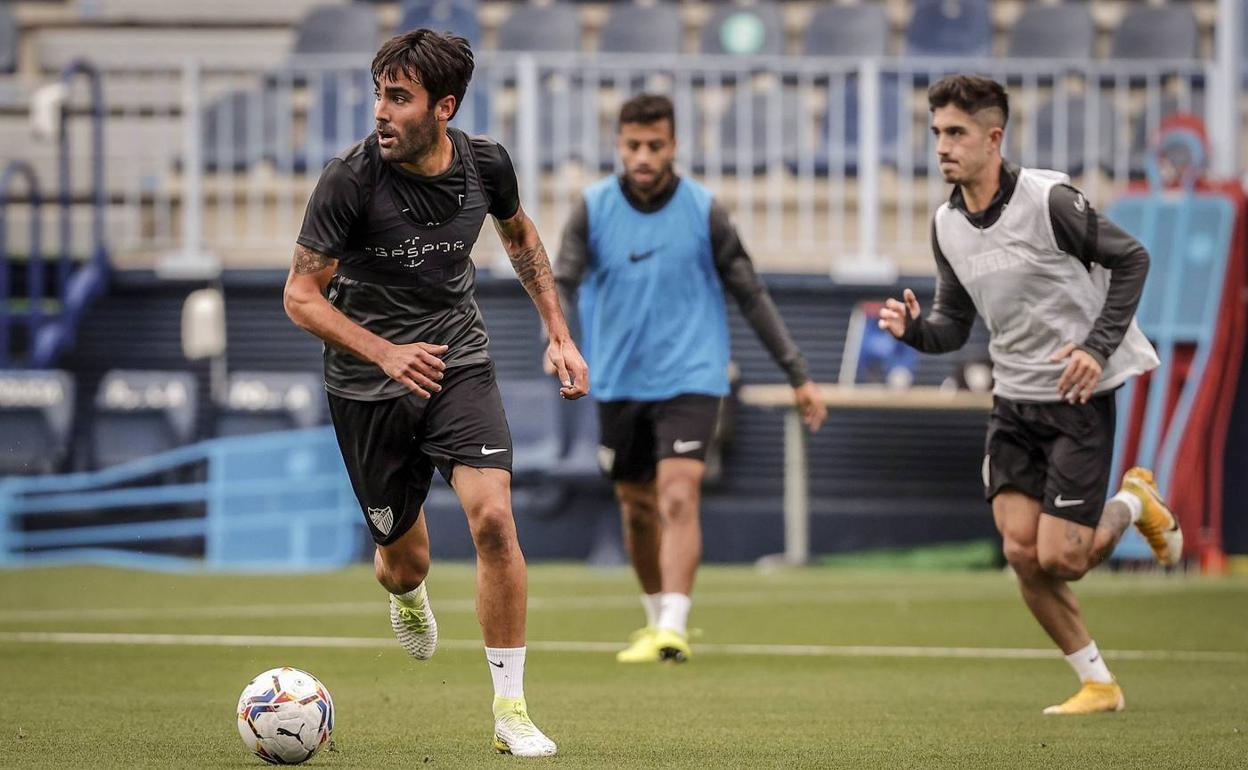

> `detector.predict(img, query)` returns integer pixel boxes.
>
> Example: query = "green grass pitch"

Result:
[1,563,1245,768]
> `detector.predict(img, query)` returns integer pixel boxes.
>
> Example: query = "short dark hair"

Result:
[619,93,675,135]
[372,29,474,118]
[928,75,1009,128]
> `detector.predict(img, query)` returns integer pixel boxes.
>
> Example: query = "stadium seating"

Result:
[200,89,280,173]
[398,0,482,48]
[292,4,380,55]
[1006,4,1095,61]
[1110,5,1200,60]
[0,3,16,75]
[0,370,74,475]
[496,3,580,53]
[1016,95,1119,178]
[497,378,562,481]
[699,2,784,56]
[802,76,905,176]
[802,3,890,58]
[551,393,600,484]
[598,2,682,55]
[91,370,199,468]
[708,90,801,176]
[905,0,992,58]
[214,371,326,437]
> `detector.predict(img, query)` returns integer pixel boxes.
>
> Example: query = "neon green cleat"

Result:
[492,696,557,757]
[616,626,659,663]
[389,583,438,660]
[653,628,692,664]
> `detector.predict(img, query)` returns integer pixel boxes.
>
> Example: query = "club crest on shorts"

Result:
[367,505,394,536]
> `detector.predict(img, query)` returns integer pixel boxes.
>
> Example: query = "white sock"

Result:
[1110,491,1143,524]
[484,646,526,700]
[641,593,662,628]
[393,583,424,605]
[1065,640,1114,684]
[656,593,691,636]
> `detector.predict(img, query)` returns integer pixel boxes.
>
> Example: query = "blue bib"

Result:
[580,177,730,401]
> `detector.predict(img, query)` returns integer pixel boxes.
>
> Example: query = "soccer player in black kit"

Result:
[283,30,586,758]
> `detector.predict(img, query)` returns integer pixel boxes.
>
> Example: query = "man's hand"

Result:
[793,381,826,432]
[1051,343,1102,404]
[547,338,589,400]
[878,289,921,339]
[378,342,448,399]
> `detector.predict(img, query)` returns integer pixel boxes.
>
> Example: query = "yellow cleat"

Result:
[1120,467,1184,566]
[616,626,659,663]
[1042,680,1125,715]
[653,628,692,664]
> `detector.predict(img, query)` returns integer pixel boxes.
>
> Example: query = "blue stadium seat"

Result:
[905,0,992,58]
[700,2,784,56]
[1110,5,1199,61]
[802,3,888,57]
[398,0,481,48]
[200,89,281,173]
[1007,4,1094,60]
[214,371,326,437]
[551,394,601,484]
[497,378,562,481]
[91,370,198,468]
[293,4,380,55]
[1016,95,1119,178]
[0,370,74,475]
[599,3,682,54]
[0,4,17,74]
[702,90,800,176]
[311,69,374,165]
[497,3,580,53]
[799,76,904,177]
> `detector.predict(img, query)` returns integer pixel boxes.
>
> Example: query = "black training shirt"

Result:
[297,129,520,400]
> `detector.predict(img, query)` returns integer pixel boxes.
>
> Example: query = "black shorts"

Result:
[597,394,722,483]
[984,393,1116,527]
[328,362,511,545]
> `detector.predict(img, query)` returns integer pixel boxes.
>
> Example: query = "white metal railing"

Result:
[41,53,1228,277]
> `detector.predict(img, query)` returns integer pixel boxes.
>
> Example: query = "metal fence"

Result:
[32,52,1230,277]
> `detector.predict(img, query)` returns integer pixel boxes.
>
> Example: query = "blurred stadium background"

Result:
[0,2,1246,765]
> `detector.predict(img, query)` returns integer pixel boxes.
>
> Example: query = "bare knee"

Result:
[1002,539,1041,580]
[618,489,658,533]
[658,482,699,525]
[467,503,517,560]
[1039,549,1091,581]
[375,546,429,594]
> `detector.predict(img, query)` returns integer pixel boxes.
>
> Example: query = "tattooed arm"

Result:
[493,205,589,399]
[283,244,446,398]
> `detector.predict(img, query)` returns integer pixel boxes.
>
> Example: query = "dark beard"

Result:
[378,114,440,164]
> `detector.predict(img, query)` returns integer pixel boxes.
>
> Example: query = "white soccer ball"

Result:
[236,667,334,765]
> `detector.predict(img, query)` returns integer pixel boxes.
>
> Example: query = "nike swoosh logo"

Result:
[481,446,509,456]
[1054,495,1085,508]
[673,440,703,454]
[489,659,504,668]
[1089,654,1099,663]
[629,249,656,262]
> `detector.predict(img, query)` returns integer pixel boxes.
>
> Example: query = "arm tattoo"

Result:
[293,244,334,274]
[508,242,556,297]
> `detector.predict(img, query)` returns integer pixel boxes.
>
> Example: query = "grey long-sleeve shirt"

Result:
[555,176,810,388]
